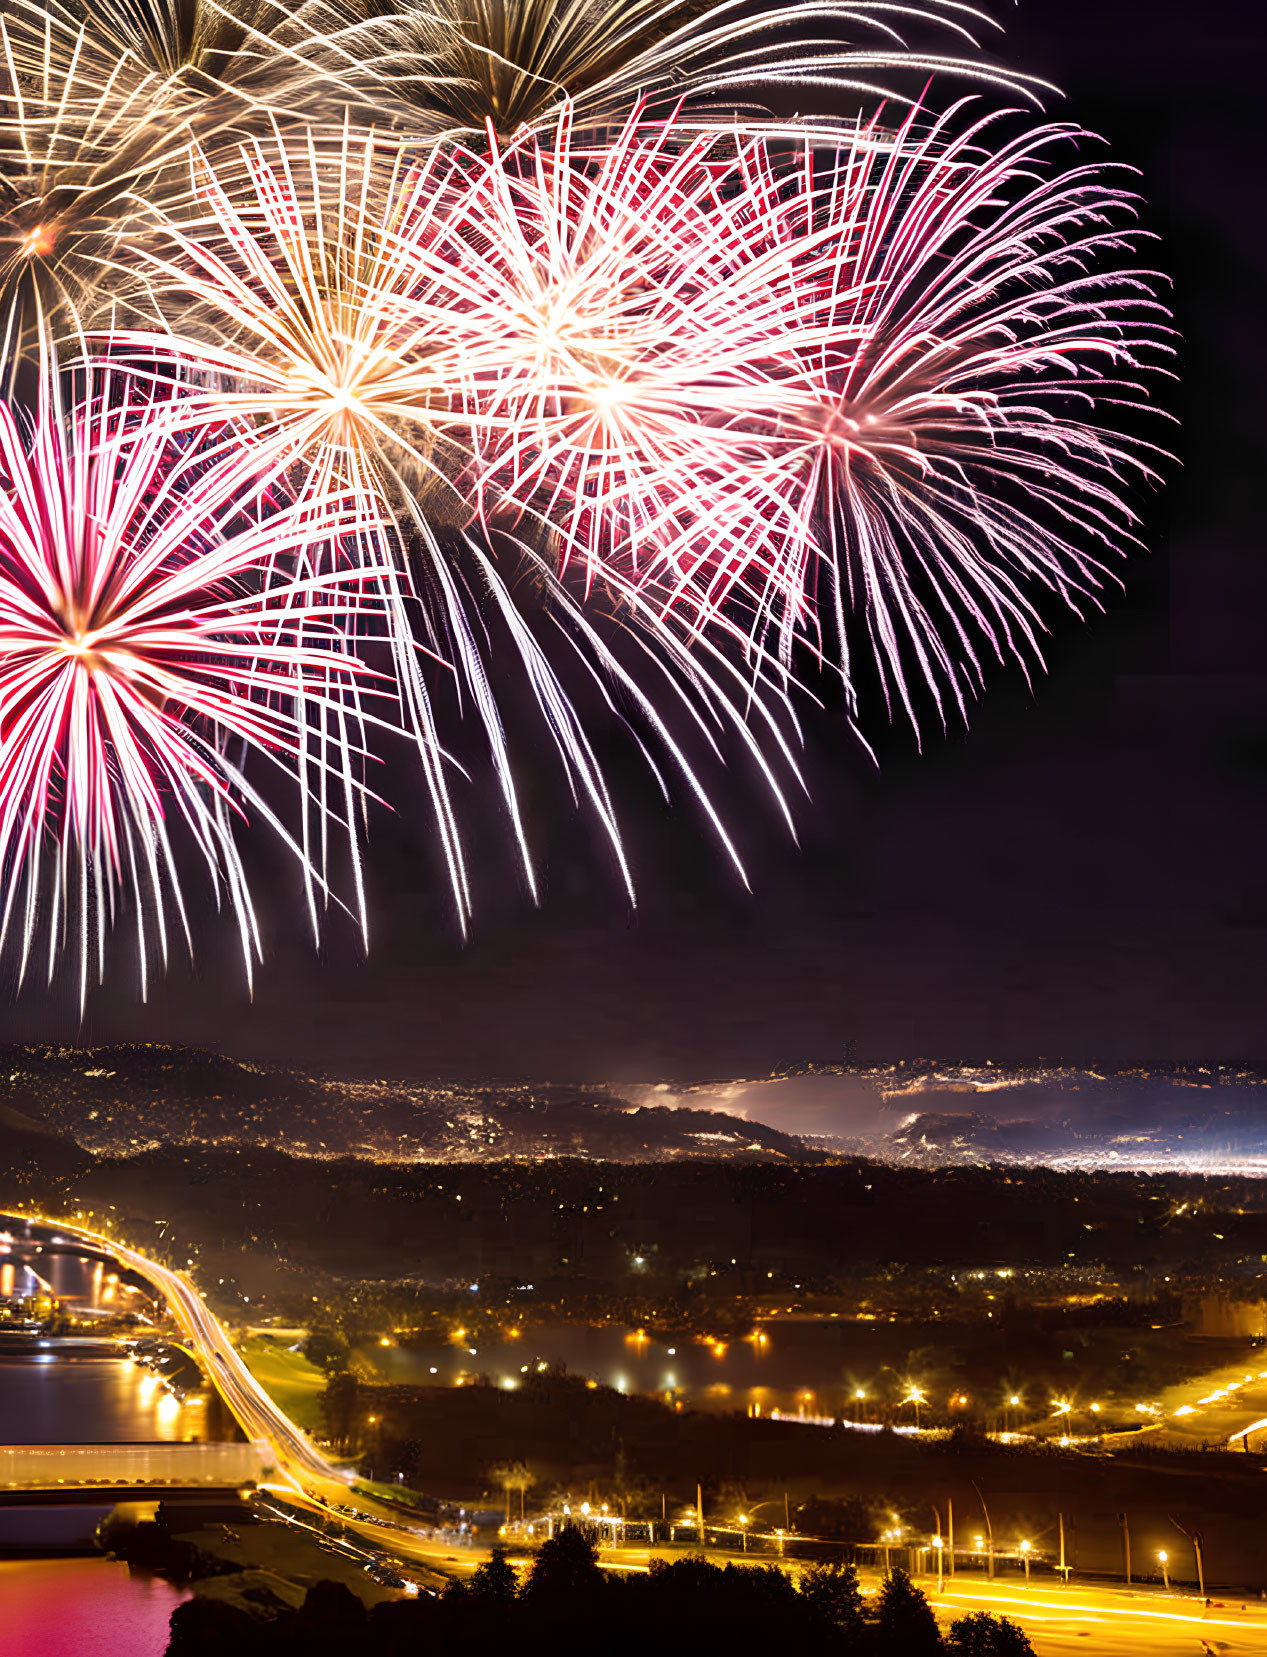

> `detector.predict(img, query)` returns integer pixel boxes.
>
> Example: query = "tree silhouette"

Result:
[873,1567,945,1655]
[319,1370,360,1449]
[291,1579,368,1657]
[800,1560,866,1636]
[467,1546,519,1604]
[522,1522,605,1609]
[948,1610,1036,1656]
[628,1558,827,1655]
[166,1598,267,1657]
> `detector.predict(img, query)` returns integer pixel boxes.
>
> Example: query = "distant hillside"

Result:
[0,1044,814,1164]
[0,1109,92,1206]
[9,1044,1267,1173]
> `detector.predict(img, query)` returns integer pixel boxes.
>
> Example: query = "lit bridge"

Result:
[0,1440,273,1500]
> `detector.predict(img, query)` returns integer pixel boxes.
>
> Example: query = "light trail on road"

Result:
[932,1577,1267,1641]
[25,1214,1267,1650]
[107,1236,341,1489]
[19,1214,469,1578]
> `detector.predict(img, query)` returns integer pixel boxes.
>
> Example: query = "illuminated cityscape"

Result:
[7,1042,1267,1652]
[0,0,1259,1652]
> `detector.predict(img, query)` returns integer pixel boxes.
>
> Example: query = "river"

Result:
[0,1354,198,1443]
[361,1315,918,1419]
[0,1240,201,1657]
[0,1558,186,1657]
[0,1250,200,1444]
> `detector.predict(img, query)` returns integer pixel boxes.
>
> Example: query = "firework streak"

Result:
[0,1,1169,992]
[0,374,390,998]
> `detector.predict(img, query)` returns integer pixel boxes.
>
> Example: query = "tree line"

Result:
[167,1524,1038,1656]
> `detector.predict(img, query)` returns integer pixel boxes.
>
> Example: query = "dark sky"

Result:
[7,0,1267,1081]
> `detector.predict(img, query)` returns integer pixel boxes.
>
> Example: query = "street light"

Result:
[1019,1540,1031,1584]
[1158,1549,1169,1591]
[1170,1518,1205,1600]
[738,1514,749,1554]
[905,1385,927,1431]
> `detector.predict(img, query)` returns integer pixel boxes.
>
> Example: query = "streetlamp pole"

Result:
[1170,1517,1205,1600]
[931,1506,945,1593]
[971,1483,995,1581]
[1158,1550,1170,1592]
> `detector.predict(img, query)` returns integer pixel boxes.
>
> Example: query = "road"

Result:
[18,1214,478,1584]
[26,1214,1267,1648]
[591,1546,1267,1653]
[923,1576,1267,1655]
[105,1234,337,1488]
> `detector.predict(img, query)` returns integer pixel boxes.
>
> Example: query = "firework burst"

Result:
[716,102,1174,731]
[410,107,847,634]
[0,0,1172,998]
[325,0,1050,142]
[422,103,1170,732]
[0,1,176,364]
[102,127,805,920]
[0,0,372,365]
[0,368,388,1001]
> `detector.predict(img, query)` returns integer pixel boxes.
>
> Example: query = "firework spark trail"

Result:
[727,100,1175,732]
[0,368,391,1003]
[416,102,1169,731]
[101,125,809,922]
[0,0,385,364]
[322,0,1053,142]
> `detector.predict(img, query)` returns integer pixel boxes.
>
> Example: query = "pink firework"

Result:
[414,103,1169,724]
[0,371,386,999]
[739,102,1174,729]
[99,129,807,912]
[404,108,835,633]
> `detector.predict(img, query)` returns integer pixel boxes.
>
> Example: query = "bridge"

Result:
[0,1440,273,1496]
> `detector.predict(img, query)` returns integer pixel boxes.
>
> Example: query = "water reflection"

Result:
[0,1247,114,1312]
[365,1321,876,1418]
[0,1358,198,1445]
[0,1557,187,1657]
[0,1244,202,1445]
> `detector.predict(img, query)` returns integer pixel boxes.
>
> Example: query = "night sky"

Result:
[7,0,1266,1081]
